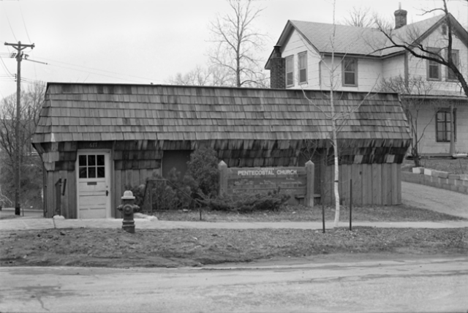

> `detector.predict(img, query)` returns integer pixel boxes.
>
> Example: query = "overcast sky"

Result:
[1,0,467,98]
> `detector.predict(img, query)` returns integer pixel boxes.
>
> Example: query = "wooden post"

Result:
[321,176,325,233]
[149,181,153,215]
[218,161,228,196]
[349,179,352,231]
[55,178,62,216]
[305,160,315,208]
[322,199,326,233]
[61,178,67,217]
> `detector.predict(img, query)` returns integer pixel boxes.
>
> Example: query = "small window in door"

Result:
[79,154,106,178]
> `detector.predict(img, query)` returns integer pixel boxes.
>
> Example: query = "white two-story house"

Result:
[265,9,468,157]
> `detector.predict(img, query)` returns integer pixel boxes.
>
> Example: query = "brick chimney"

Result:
[269,46,286,89]
[394,7,407,29]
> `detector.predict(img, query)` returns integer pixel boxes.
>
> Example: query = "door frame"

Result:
[76,149,112,219]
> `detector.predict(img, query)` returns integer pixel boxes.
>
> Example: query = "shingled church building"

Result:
[33,83,410,218]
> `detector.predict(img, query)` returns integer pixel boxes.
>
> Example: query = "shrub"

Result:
[165,168,197,209]
[204,189,291,213]
[125,184,145,207]
[136,169,198,212]
[0,155,43,210]
[186,146,219,198]
[128,147,291,214]
[141,146,220,212]
[144,176,178,212]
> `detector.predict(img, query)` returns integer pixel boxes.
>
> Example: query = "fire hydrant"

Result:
[117,190,140,233]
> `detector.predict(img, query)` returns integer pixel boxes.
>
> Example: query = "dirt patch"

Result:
[1,227,466,268]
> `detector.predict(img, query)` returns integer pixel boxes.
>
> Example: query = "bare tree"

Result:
[379,75,437,166]
[169,65,232,86]
[376,1,467,96]
[374,0,468,155]
[209,0,267,87]
[0,81,45,208]
[341,7,376,28]
[299,1,379,227]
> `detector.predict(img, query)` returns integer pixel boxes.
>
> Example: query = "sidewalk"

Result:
[1,216,468,231]
[1,181,467,232]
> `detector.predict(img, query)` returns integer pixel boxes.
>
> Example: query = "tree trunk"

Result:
[332,133,340,227]
[330,79,340,227]
[330,0,340,227]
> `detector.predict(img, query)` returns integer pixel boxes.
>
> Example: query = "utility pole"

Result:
[4,41,35,215]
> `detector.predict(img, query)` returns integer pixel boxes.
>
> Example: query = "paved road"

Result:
[0,256,466,312]
[402,182,468,219]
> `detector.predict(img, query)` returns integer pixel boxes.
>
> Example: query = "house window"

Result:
[285,55,294,86]
[436,108,456,142]
[447,49,459,81]
[427,47,441,80]
[342,58,357,86]
[298,52,307,84]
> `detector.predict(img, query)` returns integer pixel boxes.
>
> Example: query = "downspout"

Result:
[319,57,323,90]
[450,102,455,156]
[404,52,409,89]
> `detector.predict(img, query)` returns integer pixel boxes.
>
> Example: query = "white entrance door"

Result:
[77,152,111,219]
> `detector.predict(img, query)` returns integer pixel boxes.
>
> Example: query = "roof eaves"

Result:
[380,50,406,59]
[447,13,468,46]
[400,94,468,101]
[409,13,468,47]
[320,51,383,59]
[289,20,321,54]
[411,14,446,46]
[265,20,321,69]
[265,20,294,70]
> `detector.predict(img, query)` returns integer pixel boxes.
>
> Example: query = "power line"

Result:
[35,56,164,84]
[18,1,32,42]
[0,55,14,77]
[1,1,18,41]
[42,61,139,82]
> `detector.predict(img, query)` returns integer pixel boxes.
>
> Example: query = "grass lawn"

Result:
[150,203,464,222]
[1,227,467,268]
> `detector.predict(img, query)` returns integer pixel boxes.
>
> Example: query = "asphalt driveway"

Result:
[402,182,468,219]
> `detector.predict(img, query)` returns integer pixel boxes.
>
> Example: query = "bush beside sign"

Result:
[218,161,315,207]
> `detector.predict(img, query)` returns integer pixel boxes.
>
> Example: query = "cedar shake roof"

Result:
[266,13,468,68]
[32,83,411,144]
